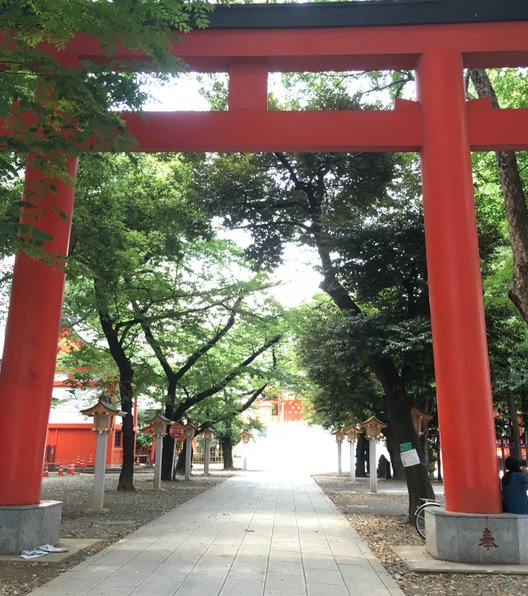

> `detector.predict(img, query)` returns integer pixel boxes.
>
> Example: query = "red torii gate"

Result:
[1,2,528,523]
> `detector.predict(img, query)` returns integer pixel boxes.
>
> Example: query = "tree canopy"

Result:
[62,151,288,486]
[0,0,216,252]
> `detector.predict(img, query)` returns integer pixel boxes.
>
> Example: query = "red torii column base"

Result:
[0,155,78,507]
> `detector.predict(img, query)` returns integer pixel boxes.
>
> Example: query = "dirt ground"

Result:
[313,474,528,596]
[0,470,230,596]
[2,471,528,595]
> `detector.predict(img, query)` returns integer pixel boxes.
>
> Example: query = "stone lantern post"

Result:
[360,415,387,494]
[81,399,126,511]
[333,430,345,476]
[145,413,173,490]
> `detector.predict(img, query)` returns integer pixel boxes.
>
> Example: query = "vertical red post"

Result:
[0,154,78,506]
[416,49,502,513]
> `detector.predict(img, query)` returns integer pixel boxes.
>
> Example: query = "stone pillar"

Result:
[92,432,109,511]
[204,438,211,476]
[369,439,378,494]
[185,438,193,480]
[349,440,357,482]
[153,436,163,490]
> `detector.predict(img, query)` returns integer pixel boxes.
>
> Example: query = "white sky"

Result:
[142,74,211,111]
[271,246,323,308]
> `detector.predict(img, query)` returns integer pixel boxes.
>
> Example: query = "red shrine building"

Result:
[45,328,124,468]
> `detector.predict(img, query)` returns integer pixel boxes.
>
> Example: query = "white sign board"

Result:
[400,448,421,467]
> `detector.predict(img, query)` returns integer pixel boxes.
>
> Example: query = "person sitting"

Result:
[502,456,528,514]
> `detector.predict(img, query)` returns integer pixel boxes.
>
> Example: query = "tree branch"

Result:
[239,384,268,414]
[173,334,281,419]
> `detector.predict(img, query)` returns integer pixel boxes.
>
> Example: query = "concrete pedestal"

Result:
[0,500,62,554]
[426,508,528,564]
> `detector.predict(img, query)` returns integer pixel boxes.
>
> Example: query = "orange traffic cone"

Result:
[58,464,64,476]
[42,463,49,477]
[88,454,93,467]
[80,456,85,468]
[67,462,76,475]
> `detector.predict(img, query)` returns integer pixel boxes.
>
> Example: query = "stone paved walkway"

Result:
[29,470,403,596]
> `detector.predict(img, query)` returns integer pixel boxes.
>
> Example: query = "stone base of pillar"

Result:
[426,508,528,564]
[0,500,62,554]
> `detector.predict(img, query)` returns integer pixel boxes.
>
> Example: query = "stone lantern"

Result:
[182,422,197,480]
[411,405,433,437]
[344,424,361,482]
[240,429,252,470]
[411,405,434,473]
[333,430,345,476]
[81,398,126,511]
[202,427,215,476]
[360,415,387,494]
[81,399,125,434]
[144,413,173,489]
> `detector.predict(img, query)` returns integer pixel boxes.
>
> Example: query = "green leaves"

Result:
[62,151,286,425]
[0,1,219,253]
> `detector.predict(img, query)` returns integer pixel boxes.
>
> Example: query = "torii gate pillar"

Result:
[417,49,502,514]
[0,155,77,553]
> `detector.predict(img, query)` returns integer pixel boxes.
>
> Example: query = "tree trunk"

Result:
[96,293,136,491]
[161,433,176,480]
[355,433,368,477]
[117,377,135,491]
[221,437,234,470]
[367,352,434,519]
[175,441,189,474]
[319,267,435,519]
[384,426,406,480]
[523,388,528,464]
[386,395,435,518]
[468,69,528,324]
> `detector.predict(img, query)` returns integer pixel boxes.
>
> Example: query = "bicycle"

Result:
[414,498,442,539]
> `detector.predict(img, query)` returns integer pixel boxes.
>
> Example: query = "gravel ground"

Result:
[0,468,231,596]
[314,474,528,596]
[2,470,528,595]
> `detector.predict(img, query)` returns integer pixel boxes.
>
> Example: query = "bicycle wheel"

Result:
[414,502,441,540]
